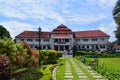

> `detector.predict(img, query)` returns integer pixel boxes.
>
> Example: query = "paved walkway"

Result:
[64,57,108,80]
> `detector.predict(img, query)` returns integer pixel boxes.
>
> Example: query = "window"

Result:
[91,38,97,41]
[87,45,89,48]
[77,38,80,42]
[44,39,49,42]
[36,39,41,42]
[27,39,33,42]
[82,45,85,49]
[83,39,89,41]
[100,45,105,48]
[101,38,104,41]
[55,39,58,42]
[65,39,69,42]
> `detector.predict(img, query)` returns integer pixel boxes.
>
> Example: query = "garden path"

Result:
[64,57,108,80]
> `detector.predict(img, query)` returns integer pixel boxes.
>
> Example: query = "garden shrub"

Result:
[56,51,62,58]
[40,50,57,64]
[11,66,42,80]
[48,50,57,64]
[0,54,10,80]
[19,41,39,66]
[76,51,120,58]
[40,64,54,80]
[84,58,120,79]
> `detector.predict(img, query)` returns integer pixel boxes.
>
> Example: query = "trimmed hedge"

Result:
[76,51,97,56]
[56,52,62,58]
[40,50,62,65]
[76,51,120,58]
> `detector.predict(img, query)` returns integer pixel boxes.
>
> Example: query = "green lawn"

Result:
[98,58,120,71]
[56,58,66,80]
[86,58,120,79]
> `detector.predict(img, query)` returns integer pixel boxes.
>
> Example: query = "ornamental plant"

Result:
[0,54,10,80]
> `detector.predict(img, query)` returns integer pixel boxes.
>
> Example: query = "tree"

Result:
[0,38,17,63]
[113,0,120,44]
[0,25,11,39]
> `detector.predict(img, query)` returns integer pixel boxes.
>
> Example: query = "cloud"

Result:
[98,0,117,8]
[0,0,118,42]
[67,13,107,25]
[0,21,36,38]
[0,0,65,23]
[86,0,117,9]
[99,21,117,42]
[0,0,116,25]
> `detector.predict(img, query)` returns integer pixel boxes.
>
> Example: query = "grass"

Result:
[56,58,66,80]
[56,57,99,80]
[68,58,79,80]
[73,58,96,80]
[98,58,120,71]
[85,57,120,79]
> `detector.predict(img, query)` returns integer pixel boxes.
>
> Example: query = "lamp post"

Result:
[38,27,41,65]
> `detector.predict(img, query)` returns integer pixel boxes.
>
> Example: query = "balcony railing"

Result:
[57,42,66,44]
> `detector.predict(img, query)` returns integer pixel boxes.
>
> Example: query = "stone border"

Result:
[52,66,59,80]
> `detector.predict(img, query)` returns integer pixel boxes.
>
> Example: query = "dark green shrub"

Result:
[48,50,57,64]
[56,52,62,58]
[40,50,57,64]
[76,51,98,56]
[11,66,42,80]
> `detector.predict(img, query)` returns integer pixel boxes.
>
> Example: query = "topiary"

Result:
[0,54,10,80]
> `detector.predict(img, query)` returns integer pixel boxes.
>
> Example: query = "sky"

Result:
[0,0,118,42]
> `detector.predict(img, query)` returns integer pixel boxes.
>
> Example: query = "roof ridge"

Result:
[74,30,100,32]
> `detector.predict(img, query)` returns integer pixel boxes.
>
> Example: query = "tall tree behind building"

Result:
[113,0,120,44]
[0,25,11,39]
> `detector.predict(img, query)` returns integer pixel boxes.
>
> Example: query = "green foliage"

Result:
[40,64,53,80]
[85,58,120,79]
[113,0,120,16]
[114,26,120,44]
[113,0,120,44]
[14,43,29,66]
[56,51,62,58]
[76,51,120,58]
[40,50,57,64]
[0,54,10,80]
[13,68,27,74]
[11,66,42,80]
[0,38,17,62]
[20,41,39,66]
[76,51,97,56]
[0,25,11,39]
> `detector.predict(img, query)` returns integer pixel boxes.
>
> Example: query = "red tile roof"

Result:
[52,24,72,33]
[15,31,50,38]
[15,25,109,38]
[53,34,70,37]
[74,30,109,38]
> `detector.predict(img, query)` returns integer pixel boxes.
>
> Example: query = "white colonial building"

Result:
[15,24,110,51]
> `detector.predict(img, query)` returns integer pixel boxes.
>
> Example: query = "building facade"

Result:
[15,24,110,51]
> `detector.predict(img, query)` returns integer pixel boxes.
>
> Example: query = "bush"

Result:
[40,50,57,64]
[11,66,42,80]
[40,64,54,80]
[0,54,10,80]
[56,52,62,58]
[76,51,120,58]
[76,51,97,56]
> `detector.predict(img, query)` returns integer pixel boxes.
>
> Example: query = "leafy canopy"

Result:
[0,25,11,39]
[113,0,120,44]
